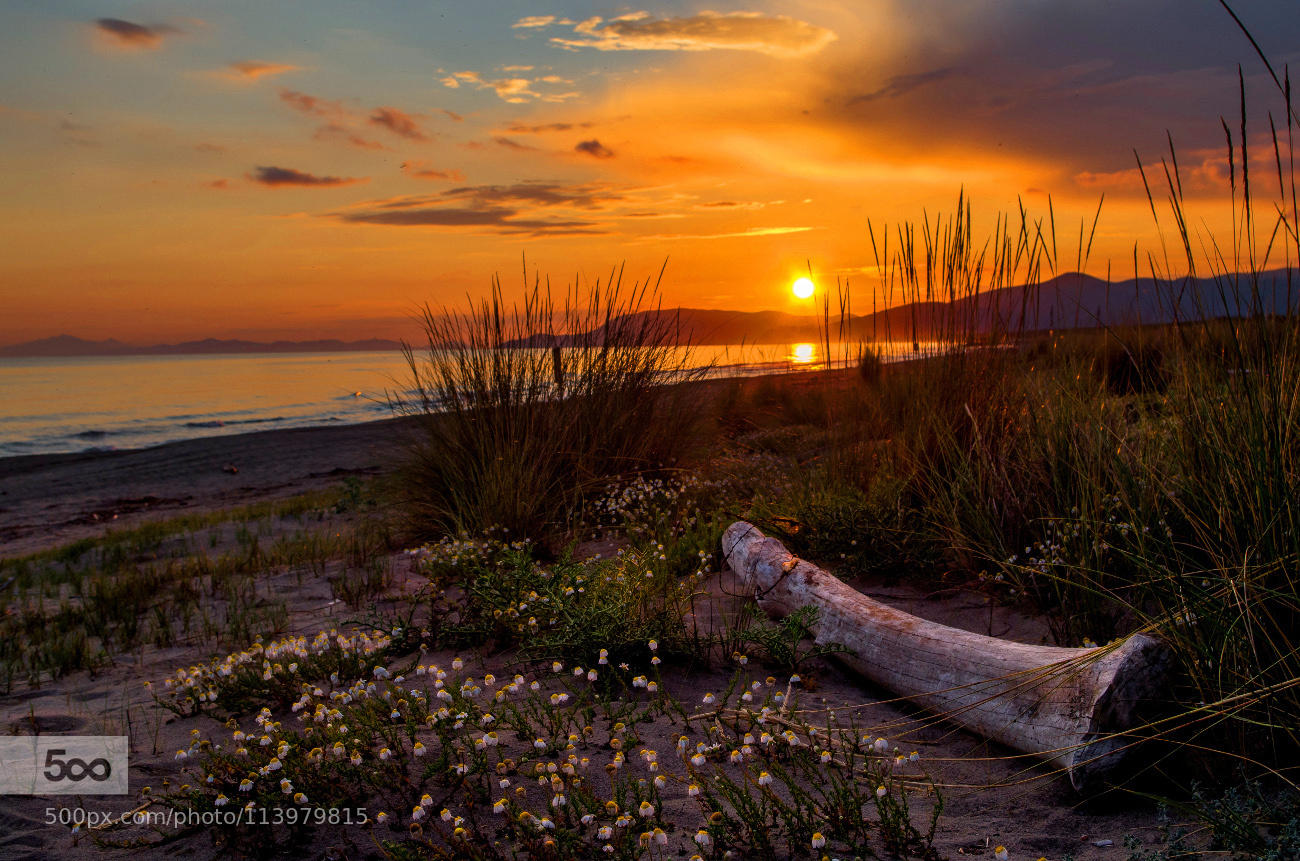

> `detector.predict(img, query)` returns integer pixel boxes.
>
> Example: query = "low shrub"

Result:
[132,631,942,859]
[414,535,703,668]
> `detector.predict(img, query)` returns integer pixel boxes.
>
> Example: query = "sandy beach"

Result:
[0,417,417,558]
[0,401,1177,860]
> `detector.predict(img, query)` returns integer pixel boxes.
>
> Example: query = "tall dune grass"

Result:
[391,265,706,542]
[745,61,1300,794]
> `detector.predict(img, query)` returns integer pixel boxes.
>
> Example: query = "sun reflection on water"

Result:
[789,343,817,365]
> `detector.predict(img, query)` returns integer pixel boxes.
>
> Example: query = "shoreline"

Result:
[0,364,893,559]
[0,340,956,460]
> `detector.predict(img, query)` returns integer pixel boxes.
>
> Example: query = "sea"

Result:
[0,342,942,457]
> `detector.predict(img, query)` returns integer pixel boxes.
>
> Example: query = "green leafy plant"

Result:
[728,605,850,675]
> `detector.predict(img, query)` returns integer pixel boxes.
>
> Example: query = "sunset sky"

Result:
[1,1,1298,344]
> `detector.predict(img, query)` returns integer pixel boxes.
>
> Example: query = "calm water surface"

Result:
[0,342,944,457]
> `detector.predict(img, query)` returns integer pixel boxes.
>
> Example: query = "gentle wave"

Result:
[182,416,289,429]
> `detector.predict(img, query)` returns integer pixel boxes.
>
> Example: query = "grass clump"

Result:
[1092,335,1169,395]
[0,482,393,691]
[391,266,705,544]
[415,534,703,668]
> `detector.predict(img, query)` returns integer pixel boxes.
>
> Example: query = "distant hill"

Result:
[7,270,1297,356]
[510,269,1300,347]
[0,335,403,358]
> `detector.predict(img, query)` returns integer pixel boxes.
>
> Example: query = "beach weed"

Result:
[132,629,940,859]
[390,265,707,543]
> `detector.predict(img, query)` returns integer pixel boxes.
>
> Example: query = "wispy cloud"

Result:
[639,225,815,241]
[217,61,300,82]
[279,91,439,148]
[551,12,835,57]
[369,106,429,141]
[276,89,440,151]
[497,79,544,102]
[505,121,594,134]
[622,211,686,220]
[313,123,386,150]
[512,16,557,29]
[335,209,598,236]
[279,89,344,117]
[438,182,623,210]
[94,18,176,50]
[337,205,603,235]
[249,166,365,187]
[401,161,465,182]
[1073,149,1231,193]
[332,180,624,235]
[440,69,578,103]
[493,136,538,151]
[848,67,956,104]
[695,200,766,210]
[575,139,614,159]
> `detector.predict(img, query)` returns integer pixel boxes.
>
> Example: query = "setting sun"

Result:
[792,277,815,299]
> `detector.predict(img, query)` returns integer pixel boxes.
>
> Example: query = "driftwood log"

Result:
[722,521,1171,791]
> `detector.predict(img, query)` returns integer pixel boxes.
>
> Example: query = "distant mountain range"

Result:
[5,270,1297,357]
[509,269,1300,346]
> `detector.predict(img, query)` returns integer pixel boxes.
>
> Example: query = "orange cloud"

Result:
[314,123,386,150]
[279,91,427,149]
[550,11,835,57]
[368,107,429,141]
[332,180,628,235]
[249,166,365,187]
[401,161,466,181]
[1074,149,1233,195]
[575,139,614,159]
[279,89,344,117]
[638,225,815,241]
[94,18,175,50]
[512,16,557,29]
[441,70,578,104]
[337,205,604,235]
[505,121,595,134]
[493,136,538,152]
[219,61,300,82]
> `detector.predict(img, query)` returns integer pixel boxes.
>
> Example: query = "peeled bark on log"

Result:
[722,521,1171,791]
